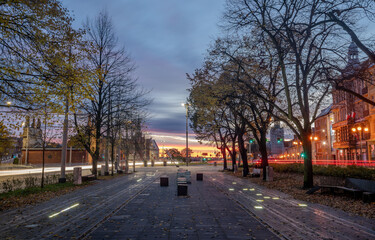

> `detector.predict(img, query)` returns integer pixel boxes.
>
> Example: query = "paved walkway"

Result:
[86,168,278,240]
[0,165,374,240]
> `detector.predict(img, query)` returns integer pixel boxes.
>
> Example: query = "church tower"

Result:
[347,41,359,66]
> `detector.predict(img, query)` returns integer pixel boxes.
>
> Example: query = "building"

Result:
[331,42,374,161]
[21,117,88,165]
[269,122,284,156]
[313,105,335,161]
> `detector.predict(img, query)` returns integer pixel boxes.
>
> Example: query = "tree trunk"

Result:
[91,138,100,176]
[41,143,45,188]
[302,135,313,188]
[231,140,236,171]
[259,133,269,180]
[111,141,114,176]
[238,134,249,177]
[221,147,227,170]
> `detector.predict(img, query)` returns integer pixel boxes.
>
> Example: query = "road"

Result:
[0,166,374,239]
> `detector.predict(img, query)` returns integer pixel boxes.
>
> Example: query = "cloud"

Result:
[62,0,226,135]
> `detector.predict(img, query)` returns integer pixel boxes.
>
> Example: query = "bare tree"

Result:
[73,11,149,175]
[225,0,338,188]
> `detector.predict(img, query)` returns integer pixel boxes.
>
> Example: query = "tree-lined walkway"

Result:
[0,166,373,239]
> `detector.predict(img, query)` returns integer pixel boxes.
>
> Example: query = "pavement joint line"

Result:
[0,173,138,233]
[43,175,156,238]
[212,175,333,239]
[210,172,375,239]
[208,173,341,240]
[240,180,375,236]
[206,174,288,240]
[36,179,145,238]
[1,173,140,239]
[79,173,162,240]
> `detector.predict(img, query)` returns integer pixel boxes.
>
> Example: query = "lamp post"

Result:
[181,103,189,166]
[364,127,369,161]
[351,126,369,162]
[21,121,29,165]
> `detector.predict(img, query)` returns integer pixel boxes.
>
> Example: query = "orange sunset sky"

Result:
[149,131,219,157]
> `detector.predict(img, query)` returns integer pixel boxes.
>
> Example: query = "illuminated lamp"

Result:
[323,141,326,145]
[357,126,362,131]
[351,128,356,132]
[314,137,318,141]
[364,127,369,132]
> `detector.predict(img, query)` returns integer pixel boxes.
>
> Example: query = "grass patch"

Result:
[270,163,375,180]
[0,182,91,200]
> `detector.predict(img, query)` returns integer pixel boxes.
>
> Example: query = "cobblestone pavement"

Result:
[86,167,279,240]
[0,165,374,240]
[204,170,375,240]
[0,168,161,239]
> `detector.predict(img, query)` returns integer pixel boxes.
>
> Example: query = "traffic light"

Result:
[249,138,254,143]
[277,138,283,143]
[300,152,305,158]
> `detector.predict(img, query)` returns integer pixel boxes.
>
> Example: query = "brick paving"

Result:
[87,168,279,240]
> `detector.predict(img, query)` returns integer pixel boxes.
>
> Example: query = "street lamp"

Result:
[352,126,368,161]
[181,103,190,166]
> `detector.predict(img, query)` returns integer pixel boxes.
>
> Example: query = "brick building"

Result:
[331,42,374,161]
[313,105,335,160]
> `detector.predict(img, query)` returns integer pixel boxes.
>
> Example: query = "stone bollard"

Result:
[163,160,167,166]
[266,166,274,181]
[73,167,82,185]
[101,165,106,176]
[233,164,238,173]
[160,175,169,186]
[196,173,203,181]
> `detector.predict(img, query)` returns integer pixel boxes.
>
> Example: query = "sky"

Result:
[62,0,227,154]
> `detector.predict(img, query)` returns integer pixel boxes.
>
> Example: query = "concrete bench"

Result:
[335,186,363,198]
[82,174,96,182]
[363,192,375,203]
[160,175,169,186]
[177,177,187,184]
[318,177,375,201]
[346,178,375,202]
[177,170,188,196]
[177,170,191,183]
[250,168,261,178]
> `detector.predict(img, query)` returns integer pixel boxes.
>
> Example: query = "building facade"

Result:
[313,105,335,161]
[269,122,284,156]
[331,42,374,162]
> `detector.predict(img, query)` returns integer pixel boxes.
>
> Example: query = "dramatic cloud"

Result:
[63,0,225,149]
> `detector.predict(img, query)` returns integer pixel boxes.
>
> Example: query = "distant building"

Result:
[21,117,88,165]
[149,139,159,162]
[269,122,284,155]
[313,105,335,160]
